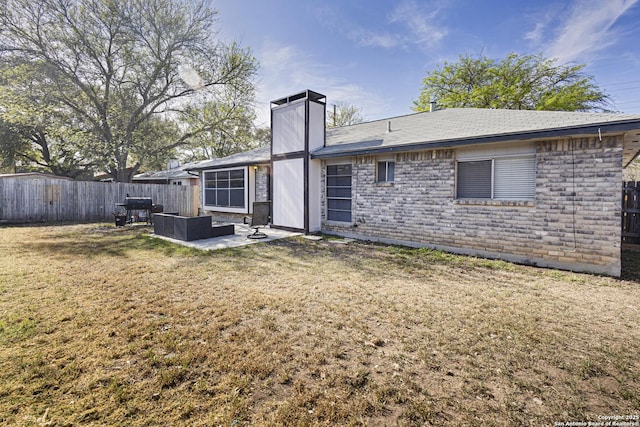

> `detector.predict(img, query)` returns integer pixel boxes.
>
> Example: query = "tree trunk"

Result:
[115,152,130,182]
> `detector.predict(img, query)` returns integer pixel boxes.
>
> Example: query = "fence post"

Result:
[622,181,640,245]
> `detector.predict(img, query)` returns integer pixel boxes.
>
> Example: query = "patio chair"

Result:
[247,201,270,239]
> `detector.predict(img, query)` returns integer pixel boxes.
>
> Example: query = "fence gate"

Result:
[622,181,640,244]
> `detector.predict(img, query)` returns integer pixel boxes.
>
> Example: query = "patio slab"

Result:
[151,223,301,250]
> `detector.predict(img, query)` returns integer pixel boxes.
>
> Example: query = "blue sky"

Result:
[214,0,640,126]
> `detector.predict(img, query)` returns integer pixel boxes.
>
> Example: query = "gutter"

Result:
[311,120,640,159]
[186,159,271,172]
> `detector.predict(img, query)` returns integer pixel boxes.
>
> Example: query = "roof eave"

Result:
[312,120,640,159]
[186,159,271,172]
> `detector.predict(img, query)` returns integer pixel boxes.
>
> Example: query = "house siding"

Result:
[321,136,623,276]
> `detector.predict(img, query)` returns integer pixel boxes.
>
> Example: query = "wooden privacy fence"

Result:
[622,181,640,244]
[0,178,198,223]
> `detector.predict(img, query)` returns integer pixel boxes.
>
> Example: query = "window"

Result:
[204,168,246,210]
[457,160,492,198]
[326,164,352,222]
[456,156,535,200]
[377,161,394,182]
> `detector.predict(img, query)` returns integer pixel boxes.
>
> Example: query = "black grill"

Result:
[115,197,159,225]
[121,197,153,210]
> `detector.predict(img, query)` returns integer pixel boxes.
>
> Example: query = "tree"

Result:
[0,118,31,173]
[0,59,96,178]
[179,87,263,161]
[0,0,258,181]
[253,127,271,146]
[414,53,609,112]
[327,102,364,128]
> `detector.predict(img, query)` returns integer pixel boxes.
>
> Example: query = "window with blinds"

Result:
[457,160,492,198]
[494,156,536,199]
[326,164,352,222]
[456,156,535,200]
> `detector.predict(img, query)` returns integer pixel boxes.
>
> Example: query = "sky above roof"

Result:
[213,0,640,126]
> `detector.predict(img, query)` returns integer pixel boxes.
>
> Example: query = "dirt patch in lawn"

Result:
[1,223,639,426]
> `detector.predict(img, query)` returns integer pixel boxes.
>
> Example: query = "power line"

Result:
[613,99,640,105]
[600,79,640,87]
[607,87,640,94]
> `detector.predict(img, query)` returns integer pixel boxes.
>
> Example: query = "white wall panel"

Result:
[309,101,325,152]
[272,158,305,230]
[308,159,322,232]
[272,100,306,155]
[248,166,255,213]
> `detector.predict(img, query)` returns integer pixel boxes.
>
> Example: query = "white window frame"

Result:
[456,154,536,201]
[202,166,249,214]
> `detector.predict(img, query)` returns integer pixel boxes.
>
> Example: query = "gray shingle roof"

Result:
[186,146,271,171]
[314,108,640,158]
[133,166,198,181]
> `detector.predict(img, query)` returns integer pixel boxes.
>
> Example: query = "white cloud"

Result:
[390,0,447,48]
[259,44,297,73]
[537,0,638,63]
[322,0,448,51]
[253,41,389,126]
[524,21,547,44]
[348,29,401,49]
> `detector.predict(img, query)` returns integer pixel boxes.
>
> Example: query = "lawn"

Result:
[1,223,639,426]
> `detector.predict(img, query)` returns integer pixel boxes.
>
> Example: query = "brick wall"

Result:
[322,136,623,276]
[255,165,269,202]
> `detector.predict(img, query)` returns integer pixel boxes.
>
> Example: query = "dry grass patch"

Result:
[1,223,639,426]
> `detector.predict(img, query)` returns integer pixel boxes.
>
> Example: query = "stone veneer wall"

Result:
[255,165,270,203]
[321,136,623,276]
[199,164,270,223]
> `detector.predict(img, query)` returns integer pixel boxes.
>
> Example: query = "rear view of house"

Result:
[190,89,640,276]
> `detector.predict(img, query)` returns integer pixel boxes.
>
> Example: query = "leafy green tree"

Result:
[0,118,29,173]
[129,116,181,172]
[0,0,258,181]
[0,60,96,177]
[328,102,365,128]
[253,126,271,146]
[414,53,609,112]
[179,83,263,161]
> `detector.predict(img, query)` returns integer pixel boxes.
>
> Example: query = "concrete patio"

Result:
[151,223,301,250]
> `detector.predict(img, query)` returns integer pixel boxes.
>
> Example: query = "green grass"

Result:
[1,223,639,425]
